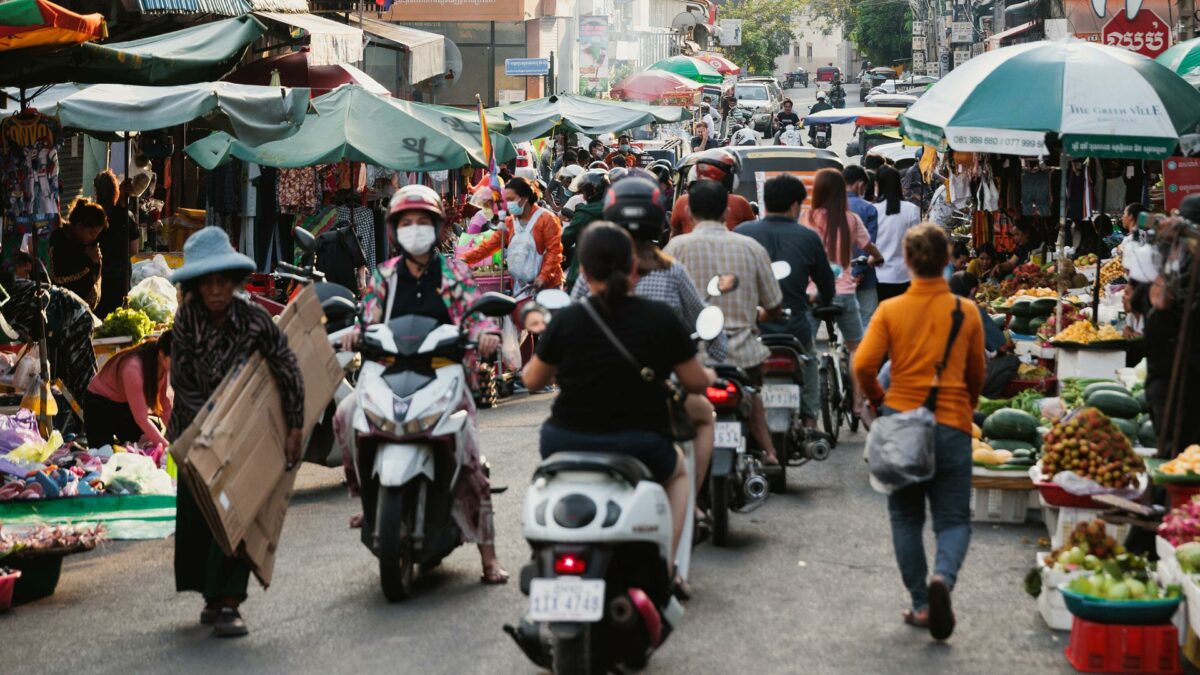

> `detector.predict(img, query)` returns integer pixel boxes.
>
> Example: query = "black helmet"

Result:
[602,176,666,241]
[649,163,673,185]
[575,169,610,203]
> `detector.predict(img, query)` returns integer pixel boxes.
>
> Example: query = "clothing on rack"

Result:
[1,112,63,220]
[204,159,242,214]
[277,167,317,214]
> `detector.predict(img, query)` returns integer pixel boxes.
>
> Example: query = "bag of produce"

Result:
[127,276,178,325]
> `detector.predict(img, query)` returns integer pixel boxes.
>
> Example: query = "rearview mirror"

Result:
[321,296,357,314]
[294,227,316,253]
[534,288,571,310]
[706,274,739,297]
[771,261,792,280]
[466,292,518,318]
[845,142,861,157]
[695,305,725,341]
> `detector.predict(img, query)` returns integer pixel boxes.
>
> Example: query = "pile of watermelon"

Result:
[1076,382,1155,448]
[977,408,1042,469]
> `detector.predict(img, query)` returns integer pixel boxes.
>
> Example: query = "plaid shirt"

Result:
[337,204,377,273]
[665,221,783,368]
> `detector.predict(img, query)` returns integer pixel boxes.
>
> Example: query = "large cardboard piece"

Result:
[170,287,342,587]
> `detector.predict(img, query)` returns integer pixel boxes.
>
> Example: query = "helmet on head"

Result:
[588,160,609,171]
[679,148,740,190]
[574,169,610,202]
[817,91,827,100]
[607,167,629,183]
[387,185,444,227]
[555,164,584,184]
[648,162,673,185]
[603,176,665,242]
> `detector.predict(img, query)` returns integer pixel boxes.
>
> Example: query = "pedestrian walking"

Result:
[873,166,922,302]
[852,224,986,641]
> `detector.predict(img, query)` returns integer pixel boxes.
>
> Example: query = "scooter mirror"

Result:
[706,273,739,297]
[467,291,518,318]
[695,305,725,341]
[771,260,792,281]
[534,288,571,310]
[294,226,317,253]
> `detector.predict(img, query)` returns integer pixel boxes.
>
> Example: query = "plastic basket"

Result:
[1065,616,1181,673]
[0,569,20,612]
[8,553,64,605]
[1036,480,1104,509]
[1059,583,1182,625]
[970,487,1030,523]
[1038,552,1090,631]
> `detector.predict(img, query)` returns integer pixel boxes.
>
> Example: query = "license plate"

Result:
[816,132,828,140]
[714,421,744,449]
[529,578,606,622]
[762,384,800,408]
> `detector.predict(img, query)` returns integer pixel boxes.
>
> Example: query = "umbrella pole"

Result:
[1092,171,1104,326]
[1056,151,1069,332]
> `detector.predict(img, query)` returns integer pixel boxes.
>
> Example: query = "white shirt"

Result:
[702,113,716,136]
[872,200,921,284]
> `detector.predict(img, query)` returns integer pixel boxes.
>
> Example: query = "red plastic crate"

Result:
[0,569,20,612]
[245,273,275,296]
[1065,617,1181,674]
[1166,483,1200,512]
[1037,481,1104,509]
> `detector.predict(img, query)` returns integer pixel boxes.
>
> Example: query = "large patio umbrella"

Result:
[225,49,390,98]
[648,56,724,84]
[184,84,515,171]
[610,69,701,103]
[805,106,905,127]
[0,0,105,52]
[694,52,741,76]
[900,39,1200,160]
[487,93,692,142]
[1156,36,1200,77]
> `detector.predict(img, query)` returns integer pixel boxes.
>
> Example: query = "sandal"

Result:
[349,513,364,529]
[928,576,956,641]
[673,575,692,601]
[481,562,510,585]
[902,608,929,627]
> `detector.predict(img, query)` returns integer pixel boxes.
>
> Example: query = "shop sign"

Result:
[578,15,609,94]
[1163,157,1200,213]
[912,51,926,69]
[913,20,926,36]
[953,49,970,67]
[1100,9,1171,57]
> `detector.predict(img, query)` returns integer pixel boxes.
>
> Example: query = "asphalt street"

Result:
[6,389,1076,675]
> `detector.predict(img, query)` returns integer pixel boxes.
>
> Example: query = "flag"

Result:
[476,95,504,213]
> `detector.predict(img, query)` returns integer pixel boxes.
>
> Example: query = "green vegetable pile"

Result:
[128,293,173,324]
[95,307,154,344]
[977,389,1045,420]
[1060,378,1114,409]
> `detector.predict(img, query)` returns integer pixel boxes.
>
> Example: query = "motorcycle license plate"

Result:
[816,132,828,141]
[762,384,800,408]
[714,421,744,449]
[529,578,605,622]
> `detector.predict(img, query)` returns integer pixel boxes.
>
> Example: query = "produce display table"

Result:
[0,494,175,540]
[971,469,1034,523]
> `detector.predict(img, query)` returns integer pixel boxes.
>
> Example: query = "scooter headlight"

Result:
[401,385,458,434]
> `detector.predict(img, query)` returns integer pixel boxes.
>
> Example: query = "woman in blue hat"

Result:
[167,226,305,638]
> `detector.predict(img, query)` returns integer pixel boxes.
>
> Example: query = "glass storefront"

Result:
[402,21,529,106]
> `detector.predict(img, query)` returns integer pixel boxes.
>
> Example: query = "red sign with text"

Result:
[1102,10,1171,58]
[1163,157,1200,214]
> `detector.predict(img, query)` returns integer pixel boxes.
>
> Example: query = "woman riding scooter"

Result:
[335,185,509,585]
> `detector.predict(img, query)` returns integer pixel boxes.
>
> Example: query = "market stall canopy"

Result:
[184,84,516,171]
[1,81,308,145]
[119,0,250,16]
[805,106,905,127]
[610,69,701,103]
[225,49,389,97]
[694,52,741,75]
[647,56,724,84]
[0,0,106,52]
[0,14,266,88]
[900,39,1200,159]
[349,15,445,85]
[487,94,692,142]
[1156,36,1200,77]
[253,11,361,67]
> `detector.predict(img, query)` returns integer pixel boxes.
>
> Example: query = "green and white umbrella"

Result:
[1157,36,1200,77]
[647,56,724,85]
[901,39,1200,160]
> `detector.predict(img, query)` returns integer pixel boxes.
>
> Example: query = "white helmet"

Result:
[817,91,827,100]
[555,164,584,183]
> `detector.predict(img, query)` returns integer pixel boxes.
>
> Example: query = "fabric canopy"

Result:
[1157,36,1200,77]
[254,12,361,67]
[487,94,692,142]
[225,49,389,97]
[0,14,266,88]
[121,0,251,15]
[805,106,905,127]
[694,52,740,75]
[647,56,724,84]
[0,0,106,52]
[2,81,308,145]
[350,15,445,85]
[184,84,516,171]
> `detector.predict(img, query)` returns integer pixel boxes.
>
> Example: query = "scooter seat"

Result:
[812,305,844,322]
[535,452,653,486]
[713,364,753,385]
[760,333,806,352]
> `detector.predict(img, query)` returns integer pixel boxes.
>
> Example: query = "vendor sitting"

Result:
[993,222,1042,278]
[604,134,639,167]
[50,198,106,310]
[84,331,172,447]
[965,242,998,279]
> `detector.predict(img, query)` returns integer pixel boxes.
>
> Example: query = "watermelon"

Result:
[1002,457,1036,468]
[982,408,1040,442]
[1085,390,1141,420]
[1082,382,1131,399]
[1139,419,1157,447]
[1011,300,1033,318]
[1009,317,1033,335]
[991,314,1007,328]
[1031,298,1057,317]
[1134,390,1148,414]
[987,439,1035,452]
[1029,317,1046,334]
[1111,417,1138,442]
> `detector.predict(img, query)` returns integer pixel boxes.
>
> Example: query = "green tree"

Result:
[850,1,912,66]
[720,0,807,74]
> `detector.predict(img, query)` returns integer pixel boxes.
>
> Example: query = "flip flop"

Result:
[928,577,955,641]
[902,609,929,627]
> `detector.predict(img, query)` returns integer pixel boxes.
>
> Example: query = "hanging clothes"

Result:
[277,167,316,215]
[1021,170,1051,217]
[1,111,63,220]
[204,159,241,215]
[254,167,279,269]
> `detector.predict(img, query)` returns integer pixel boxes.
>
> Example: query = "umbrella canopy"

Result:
[610,70,701,103]
[648,56,724,84]
[901,39,1200,159]
[0,14,265,88]
[184,84,516,171]
[225,49,390,98]
[1,81,308,145]
[805,106,905,127]
[1157,36,1200,77]
[487,94,692,142]
[0,0,105,52]
[694,52,741,75]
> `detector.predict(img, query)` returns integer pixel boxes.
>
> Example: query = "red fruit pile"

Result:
[1041,407,1143,489]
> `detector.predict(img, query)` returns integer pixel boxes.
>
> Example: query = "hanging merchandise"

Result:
[1021,168,1051,217]
[1,110,62,220]
[277,166,317,215]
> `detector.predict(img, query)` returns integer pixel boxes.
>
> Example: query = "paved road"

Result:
[6,390,1076,674]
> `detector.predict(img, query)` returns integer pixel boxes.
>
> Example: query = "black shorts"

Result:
[539,423,678,484]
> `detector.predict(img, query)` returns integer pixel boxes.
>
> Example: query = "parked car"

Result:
[859,71,890,101]
[734,77,784,135]
[725,146,843,208]
[865,92,918,108]
[785,69,808,88]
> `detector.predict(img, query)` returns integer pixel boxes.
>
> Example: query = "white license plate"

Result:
[529,578,606,622]
[714,421,744,449]
[762,384,800,408]
[816,132,828,140]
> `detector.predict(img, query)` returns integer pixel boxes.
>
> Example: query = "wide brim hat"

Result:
[170,226,255,284]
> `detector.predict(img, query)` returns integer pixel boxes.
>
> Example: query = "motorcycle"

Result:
[338,289,517,601]
[776,124,804,147]
[506,289,725,675]
[808,123,832,149]
[829,81,847,109]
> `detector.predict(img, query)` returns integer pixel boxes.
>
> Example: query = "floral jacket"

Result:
[362,253,499,340]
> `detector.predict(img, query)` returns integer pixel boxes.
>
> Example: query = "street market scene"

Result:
[3,0,1200,671]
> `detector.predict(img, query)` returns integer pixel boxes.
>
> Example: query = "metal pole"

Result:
[1092,164,1104,325]
[1056,151,1069,332]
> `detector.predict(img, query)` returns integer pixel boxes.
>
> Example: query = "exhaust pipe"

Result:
[743,474,768,502]
[610,595,637,629]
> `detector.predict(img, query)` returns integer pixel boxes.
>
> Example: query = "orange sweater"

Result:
[853,276,986,434]
[461,209,564,288]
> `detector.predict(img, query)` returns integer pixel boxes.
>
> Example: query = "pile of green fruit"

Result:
[1076,381,1155,447]
[1044,519,1125,570]
[1040,407,1145,489]
[979,407,1041,469]
[1067,563,1179,602]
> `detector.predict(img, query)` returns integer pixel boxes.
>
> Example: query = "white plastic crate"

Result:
[1039,497,1131,550]
[1056,346,1125,381]
[970,487,1030,523]
[1037,551,1088,631]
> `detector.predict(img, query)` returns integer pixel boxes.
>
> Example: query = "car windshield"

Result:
[736,85,767,100]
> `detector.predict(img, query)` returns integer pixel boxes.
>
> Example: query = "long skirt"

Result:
[175,478,251,601]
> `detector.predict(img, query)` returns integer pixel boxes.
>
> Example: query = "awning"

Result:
[986,20,1038,50]
[349,16,444,85]
[121,0,250,16]
[247,0,307,10]
[255,12,361,66]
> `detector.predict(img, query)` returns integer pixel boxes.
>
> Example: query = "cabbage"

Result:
[1177,542,1200,574]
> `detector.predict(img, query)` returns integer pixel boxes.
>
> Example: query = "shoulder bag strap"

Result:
[580,297,656,384]
[923,298,965,411]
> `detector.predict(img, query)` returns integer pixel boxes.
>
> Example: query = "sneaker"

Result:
[200,604,219,626]
[213,607,249,638]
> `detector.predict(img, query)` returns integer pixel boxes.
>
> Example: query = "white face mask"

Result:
[396,225,436,255]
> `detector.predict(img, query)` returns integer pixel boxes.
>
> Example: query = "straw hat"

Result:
[169,227,255,284]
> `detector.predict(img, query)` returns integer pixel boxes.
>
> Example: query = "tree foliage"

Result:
[806,0,912,67]
[720,0,807,74]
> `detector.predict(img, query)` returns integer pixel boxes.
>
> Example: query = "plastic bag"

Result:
[5,430,64,464]
[131,254,172,286]
[500,315,522,372]
[127,276,178,324]
[100,453,174,495]
[865,406,937,494]
[1029,463,1149,501]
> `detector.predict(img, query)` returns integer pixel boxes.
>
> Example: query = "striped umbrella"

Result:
[1157,36,1200,77]
[694,52,741,75]
[0,0,105,52]
[901,39,1200,160]
[648,56,724,85]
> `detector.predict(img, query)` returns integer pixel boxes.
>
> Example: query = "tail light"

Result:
[763,352,798,374]
[706,381,741,408]
[554,552,587,575]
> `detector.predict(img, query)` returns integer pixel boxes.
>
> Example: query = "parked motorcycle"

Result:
[506,289,725,674]
[339,290,517,601]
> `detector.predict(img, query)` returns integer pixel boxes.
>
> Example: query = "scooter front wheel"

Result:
[377,485,416,602]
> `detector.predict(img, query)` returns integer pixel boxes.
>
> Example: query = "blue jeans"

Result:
[856,285,878,329]
[886,420,972,612]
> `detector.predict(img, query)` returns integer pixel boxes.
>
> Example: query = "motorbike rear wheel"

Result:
[710,472,730,547]
[819,358,841,447]
[377,485,417,602]
[552,626,594,675]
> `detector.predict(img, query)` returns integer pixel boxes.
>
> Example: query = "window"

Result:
[494,21,526,44]
[793,43,799,59]
[734,84,768,100]
[806,43,813,60]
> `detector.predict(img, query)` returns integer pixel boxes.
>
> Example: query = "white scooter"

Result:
[339,290,517,602]
[776,124,804,147]
[506,290,724,674]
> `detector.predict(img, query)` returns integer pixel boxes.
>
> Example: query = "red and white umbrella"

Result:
[225,48,390,97]
[610,70,701,103]
[694,52,741,75]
